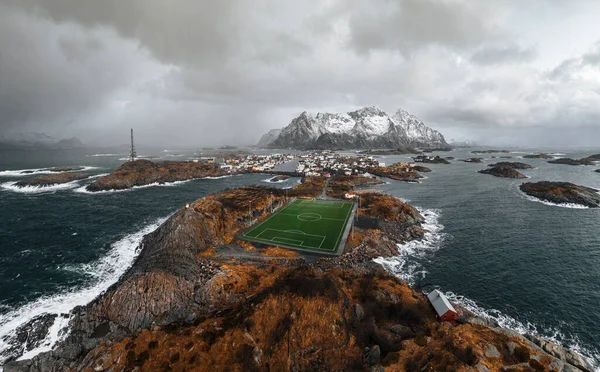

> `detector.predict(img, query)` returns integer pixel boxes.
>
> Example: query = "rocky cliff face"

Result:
[259,106,448,149]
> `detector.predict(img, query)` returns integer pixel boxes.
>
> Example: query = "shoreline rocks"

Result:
[520,181,600,208]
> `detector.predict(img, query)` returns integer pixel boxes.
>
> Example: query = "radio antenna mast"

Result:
[129,128,137,162]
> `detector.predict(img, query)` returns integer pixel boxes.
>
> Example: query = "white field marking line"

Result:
[243,199,301,237]
[272,237,303,245]
[278,213,345,222]
[262,228,326,250]
[332,203,354,251]
[298,201,345,208]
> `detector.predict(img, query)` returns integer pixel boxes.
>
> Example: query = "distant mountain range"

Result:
[257,106,448,149]
[0,132,85,149]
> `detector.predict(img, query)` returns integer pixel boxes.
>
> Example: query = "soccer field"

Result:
[241,199,355,254]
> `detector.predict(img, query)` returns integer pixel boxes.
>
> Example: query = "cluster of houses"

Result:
[196,154,295,172]
[295,152,384,177]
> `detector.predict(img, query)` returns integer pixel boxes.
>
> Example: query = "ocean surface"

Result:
[0,147,599,368]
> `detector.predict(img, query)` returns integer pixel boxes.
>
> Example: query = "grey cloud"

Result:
[346,0,497,55]
[1,0,600,148]
[470,44,537,65]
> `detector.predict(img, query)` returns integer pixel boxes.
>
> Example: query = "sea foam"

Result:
[1,180,82,194]
[374,207,447,285]
[0,217,167,364]
[445,291,599,370]
[0,166,99,177]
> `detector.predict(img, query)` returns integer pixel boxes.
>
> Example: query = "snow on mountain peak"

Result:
[259,106,448,149]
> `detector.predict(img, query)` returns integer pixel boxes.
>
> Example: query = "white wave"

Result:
[203,175,233,180]
[445,291,599,371]
[261,176,289,183]
[522,193,590,209]
[1,180,81,194]
[374,207,447,285]
[85,154,122,157]
[73,179,193,194]
[0,166,99,177]
[0,217,168,364]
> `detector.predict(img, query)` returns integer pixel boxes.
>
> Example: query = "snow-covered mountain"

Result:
[258,106,448,149]
[256,129,282,147]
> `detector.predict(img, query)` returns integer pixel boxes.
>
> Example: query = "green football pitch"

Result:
[241,199,355,254]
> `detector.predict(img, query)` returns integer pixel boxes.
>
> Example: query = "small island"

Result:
[369,162,424,182]
[268,175,289,183]
[488,162,533,170]
[413,155,450,164]
[14,172,90,188]
[471,149,510,154]
[520,181,600,208]
[461,158,483,163]
[479,166,526,179]
[595,169,600,173]
[523,153,553,159]
[86,160,225,192]
[548,158,594,166]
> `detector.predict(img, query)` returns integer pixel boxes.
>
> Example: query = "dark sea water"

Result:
[0,147,599,368]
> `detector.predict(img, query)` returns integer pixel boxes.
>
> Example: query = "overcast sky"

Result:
[1,0,599,148]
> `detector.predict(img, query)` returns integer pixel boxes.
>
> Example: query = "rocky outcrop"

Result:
[14,172,90,187]
[86,160,225,192]
[461,158,483,163]
[488,162,533,170]
[413,155,451,164]
[368,163,424,183]
[523,153,553,159]
[520,181,600,208]
[548,158,595,166]
[479,166,527,179]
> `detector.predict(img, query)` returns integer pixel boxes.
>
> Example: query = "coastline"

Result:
[1,176,596,371]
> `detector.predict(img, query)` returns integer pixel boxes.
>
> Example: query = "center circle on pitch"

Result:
[297,213,322,222]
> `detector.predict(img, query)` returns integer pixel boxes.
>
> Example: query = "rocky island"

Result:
[369,162,424,183]
[14,172,91,188]
[86,160,225,192]
[523,153,554,159]
[479,166,527,179]
[413,155,450,164]
[4,176,595,372]
[461,158,483,163]
[268,175,289,182]
[488,162,533,169]
[520,181,600,208]
[548,158,595,166]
